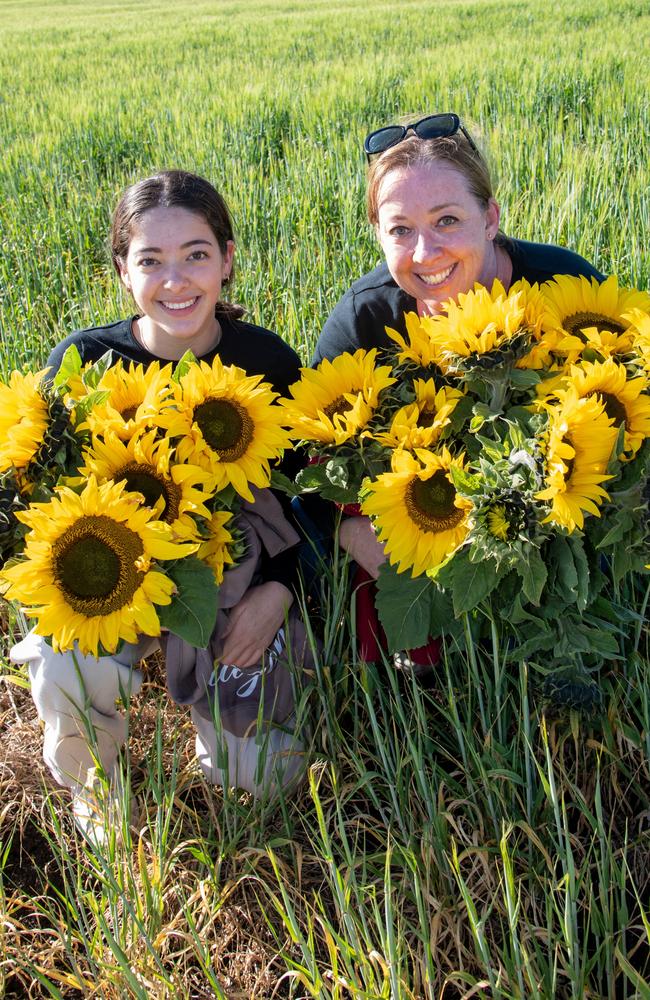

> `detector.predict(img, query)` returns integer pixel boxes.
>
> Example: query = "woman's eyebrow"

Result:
[134,238,214,252]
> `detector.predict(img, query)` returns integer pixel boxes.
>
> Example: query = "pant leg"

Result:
[191,707,305,799]
[10,631,157,793]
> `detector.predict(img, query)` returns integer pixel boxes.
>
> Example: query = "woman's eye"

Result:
[188,249,209,261]
[137,257,158,267]
[438,215,458,227]
[389,225,410,237]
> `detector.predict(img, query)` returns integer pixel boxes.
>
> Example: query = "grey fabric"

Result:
[165,488,315,738]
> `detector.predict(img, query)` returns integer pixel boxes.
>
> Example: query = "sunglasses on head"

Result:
[364,112,479,161]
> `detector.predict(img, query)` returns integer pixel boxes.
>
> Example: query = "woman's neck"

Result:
[132,316,223,360]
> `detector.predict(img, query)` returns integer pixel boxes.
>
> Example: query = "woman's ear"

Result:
[117,260,131,292]
[223,240,235,283]
[485,198,501,240]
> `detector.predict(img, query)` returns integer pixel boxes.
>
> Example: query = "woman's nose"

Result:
[411,230,441,263]
[162,266,188,289]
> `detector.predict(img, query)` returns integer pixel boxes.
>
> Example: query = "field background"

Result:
[1,0,649,997]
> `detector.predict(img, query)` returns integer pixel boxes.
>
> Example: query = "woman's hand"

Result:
[219,582,294,669]
[338,515,386,580]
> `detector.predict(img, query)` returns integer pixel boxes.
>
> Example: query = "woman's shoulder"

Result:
[218,316,302,394]
[506,237,605,284]
[45,318,138,379]
[313,262,414,364]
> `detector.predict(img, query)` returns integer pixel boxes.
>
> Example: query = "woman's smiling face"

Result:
[119,205,234,359]
[375,161,501,314]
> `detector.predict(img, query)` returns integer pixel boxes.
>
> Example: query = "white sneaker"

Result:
[71,768,139,847]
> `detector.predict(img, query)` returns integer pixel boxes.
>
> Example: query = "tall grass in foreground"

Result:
[1,567,649,997]
[0,0,649,996]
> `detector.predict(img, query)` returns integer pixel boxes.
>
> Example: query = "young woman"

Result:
[312,114,604,669]
[11,170,309,840]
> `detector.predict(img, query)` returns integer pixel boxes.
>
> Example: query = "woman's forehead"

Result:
[376,162,473,210]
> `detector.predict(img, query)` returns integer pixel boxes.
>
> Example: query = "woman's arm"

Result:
[338,515,386,580]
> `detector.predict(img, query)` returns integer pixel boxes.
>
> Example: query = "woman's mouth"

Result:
[160,296,199,313]
[417,265,454,288]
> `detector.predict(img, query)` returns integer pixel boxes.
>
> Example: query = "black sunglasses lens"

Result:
[414,113,459,141]
[365,126,405,155]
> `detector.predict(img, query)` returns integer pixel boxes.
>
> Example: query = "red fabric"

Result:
[353,566,442,665]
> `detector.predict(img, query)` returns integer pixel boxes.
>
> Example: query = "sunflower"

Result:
[75,360,174,439]
[513,279,563,370]
[535,392,618,532]
[197,510,236,584]
[165,357,291,501]
[550,357,650,459]
[625,308,650,376]
[361,447,472,576]
[486,504,512,541]
[1,476,196,655]
[541,274,650,343]
[386,312,450,373]
[79,429,216,539]
[0,370,50,473]
[427,280,534,371]
[281,349,395,446]
[373,381,463,451]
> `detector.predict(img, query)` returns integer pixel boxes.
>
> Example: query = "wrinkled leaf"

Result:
[518,547,548,606]
[508,368,541,390]
[158,557,219,649]
[375,563,437,652]
[449,551,505,615]
[270,470,301,497]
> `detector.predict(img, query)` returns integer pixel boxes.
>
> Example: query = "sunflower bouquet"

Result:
[285,274,650,705]
[0,347,292,656]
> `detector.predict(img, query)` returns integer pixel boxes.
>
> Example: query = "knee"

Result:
[193,712,306,798]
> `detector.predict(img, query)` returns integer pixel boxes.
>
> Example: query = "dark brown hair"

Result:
[366,127,505,244]
[111,170,244,318]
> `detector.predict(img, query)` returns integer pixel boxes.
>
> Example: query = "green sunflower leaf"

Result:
[52,344,82,391]
[447,550,506,615]
[567,535,590,611]
[72,388,111,422]
[295,462,358,503]
[81,351,114,389]
[375,563,438,651]
[158,556,219,649]
[173,350,198,382]
[517,546,548,605]
[270,470,302,497]
[295,463,329,492]
[507,368,541,390]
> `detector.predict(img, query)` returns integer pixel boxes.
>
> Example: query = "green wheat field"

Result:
[1,0,649,996]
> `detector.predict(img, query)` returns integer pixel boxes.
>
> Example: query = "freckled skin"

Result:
[375,162,502,315]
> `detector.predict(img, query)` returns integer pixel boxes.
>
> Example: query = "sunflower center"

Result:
[53,515,144,616]
[193,397,253,461]
[405,471,464,532]
[417,407,436,429]
[116,462,181,523]
[121,406,138,422]
[563,311,627,337]
[323,395,354,421]
[587,391,627,427]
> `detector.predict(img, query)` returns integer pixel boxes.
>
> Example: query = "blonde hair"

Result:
[366,129,496,226]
